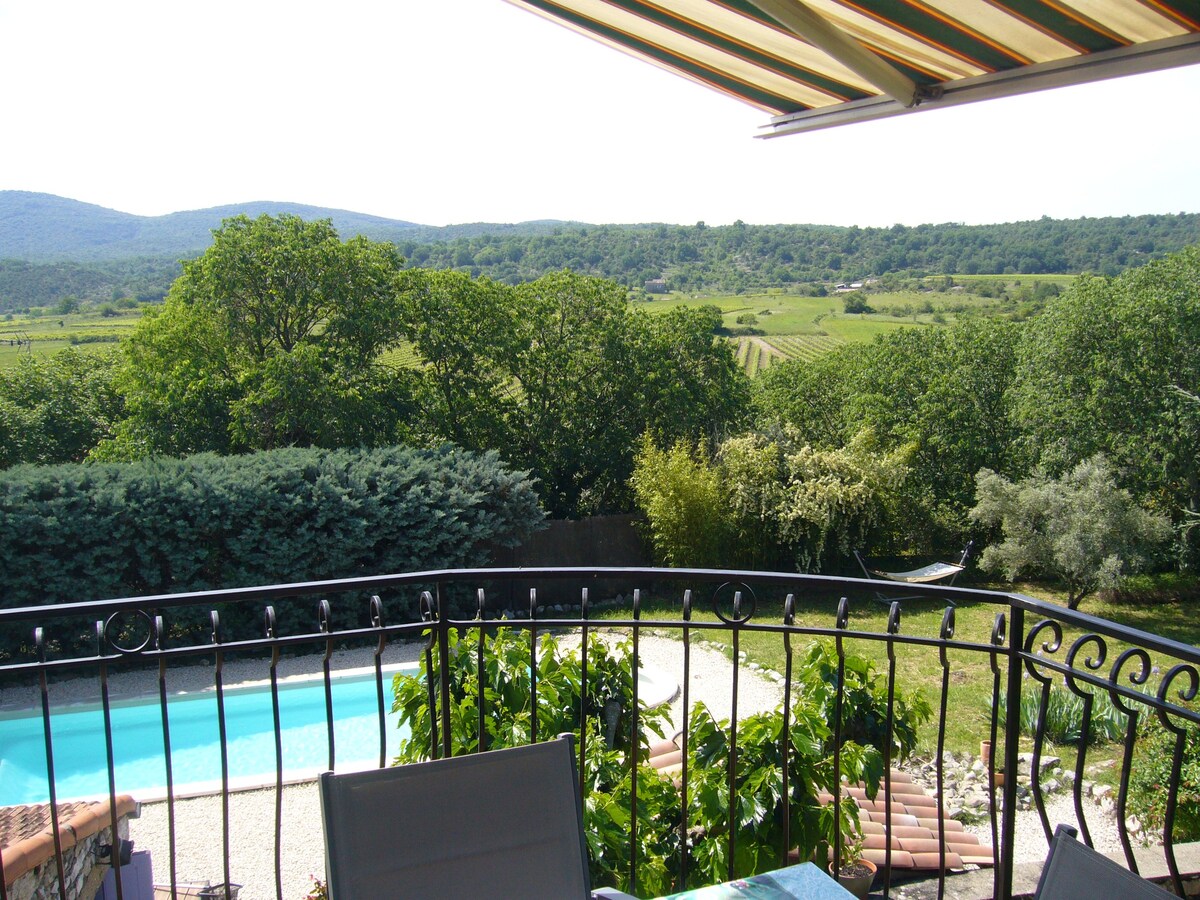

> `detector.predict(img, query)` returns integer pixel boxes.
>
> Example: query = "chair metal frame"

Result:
[319,733,637,900]
[1034,824,1174,899]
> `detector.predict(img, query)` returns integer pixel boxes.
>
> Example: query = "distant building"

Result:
[645,278,668,294]
[834,282,865,293]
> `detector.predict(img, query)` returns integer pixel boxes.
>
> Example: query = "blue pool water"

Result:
[0,666,415,806]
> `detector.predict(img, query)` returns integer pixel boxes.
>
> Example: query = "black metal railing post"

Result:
[986,612,1005,900]
[530,588,539,746]
[780,594,795,872]
[680,588,693,888]
[37,626,68,898]
[319,600,336,771]
[831,597,848,877]
[437,584,453,759]
[211,611,233,900]
[629,588,643,895]
[1157,664,1197,896]
[475,589,487,755]
[266,607,284,900]
[883,601,901,898]
[999,604,1024,900]
[935,606,955,900]
[420,590,440,759]
[155,615,180,900]
[371,596,389,769]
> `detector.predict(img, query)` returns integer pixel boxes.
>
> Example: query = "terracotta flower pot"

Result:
[830,858,876,899]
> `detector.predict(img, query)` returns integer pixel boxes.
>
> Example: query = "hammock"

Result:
[865,560,965,584]
[854,542,974,604]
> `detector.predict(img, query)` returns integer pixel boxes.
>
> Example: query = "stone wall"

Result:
[2,796,138,900]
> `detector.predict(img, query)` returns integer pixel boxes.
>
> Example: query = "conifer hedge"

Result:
[0,445,543,654]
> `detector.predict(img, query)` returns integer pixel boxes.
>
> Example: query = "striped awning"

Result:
[504,0,1200,136]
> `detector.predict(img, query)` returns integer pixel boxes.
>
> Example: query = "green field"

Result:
[0,308,141,365]
[950,273,1077,287]
[644,283,1060,375]
[1,276,1076,377]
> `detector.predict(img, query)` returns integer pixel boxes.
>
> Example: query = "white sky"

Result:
[2,0,1199,228]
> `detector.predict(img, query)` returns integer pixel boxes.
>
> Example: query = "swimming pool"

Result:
[0,664,678,807]
[0,666,415,806]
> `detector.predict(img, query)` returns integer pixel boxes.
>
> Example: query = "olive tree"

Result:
[970,455,1171,608]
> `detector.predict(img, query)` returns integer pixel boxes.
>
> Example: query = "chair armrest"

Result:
[592,888,642,899]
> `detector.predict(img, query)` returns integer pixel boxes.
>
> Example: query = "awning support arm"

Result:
[744,0,929,107]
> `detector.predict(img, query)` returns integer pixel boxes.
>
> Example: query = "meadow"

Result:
[0,307,141,365]
[645,276,1064,376]
[0,275,1074,378]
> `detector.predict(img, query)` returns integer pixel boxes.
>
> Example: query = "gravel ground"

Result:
[7,633,1128,898]
[963,792,1125,864]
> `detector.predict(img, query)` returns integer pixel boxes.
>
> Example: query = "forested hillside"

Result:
[400,214,1200,291]
[0,190,1196,310]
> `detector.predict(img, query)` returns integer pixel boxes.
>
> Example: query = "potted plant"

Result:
[819,796,876,899]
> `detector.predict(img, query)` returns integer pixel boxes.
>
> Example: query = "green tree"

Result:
[0,348,124,467]
[851,320,1022,545]
[98,215,414,458]
[400,269,516,450]
[754,320,1022,550]
[405,271,748,517]
[752,349,864,449]
[841,292,870,314]
[970,455,1172,608]
[1012,245,1200,560]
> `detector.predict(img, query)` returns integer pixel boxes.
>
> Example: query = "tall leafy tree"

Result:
[1012,245,1200,558]
[98,215,414,458]
[400,269,516,450]
[753,319,1022,549]
[404,270,749,517]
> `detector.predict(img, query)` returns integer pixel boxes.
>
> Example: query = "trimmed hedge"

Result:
[0,445,544,654]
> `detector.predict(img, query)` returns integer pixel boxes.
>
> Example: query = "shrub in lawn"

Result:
[990,681,1126,747]
[1128,723,1200,842]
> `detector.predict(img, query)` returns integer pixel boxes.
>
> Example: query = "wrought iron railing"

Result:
[1,567,1198,900]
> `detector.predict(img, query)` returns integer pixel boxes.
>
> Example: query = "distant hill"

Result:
[0,191,580,260]
[1,191,1197,311]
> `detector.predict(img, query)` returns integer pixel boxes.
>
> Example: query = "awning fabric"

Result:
[504,0,1200,136]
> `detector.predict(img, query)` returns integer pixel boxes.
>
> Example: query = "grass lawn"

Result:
[597,578,1198,772]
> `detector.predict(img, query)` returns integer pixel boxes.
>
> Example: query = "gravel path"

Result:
[7,632,1127,898]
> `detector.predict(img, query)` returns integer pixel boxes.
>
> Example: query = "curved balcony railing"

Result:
[1,567,1197,900]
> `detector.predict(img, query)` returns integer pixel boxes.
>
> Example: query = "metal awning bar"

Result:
[762,31,1200,137]
[743,0,922,106]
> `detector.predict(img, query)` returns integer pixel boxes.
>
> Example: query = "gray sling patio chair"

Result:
[1034,824,1173,899]
[853,542,973,607]
[319,733,638,900]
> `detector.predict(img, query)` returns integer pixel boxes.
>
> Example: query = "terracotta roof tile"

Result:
[646,743,994,874]
[1,796,138,888]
